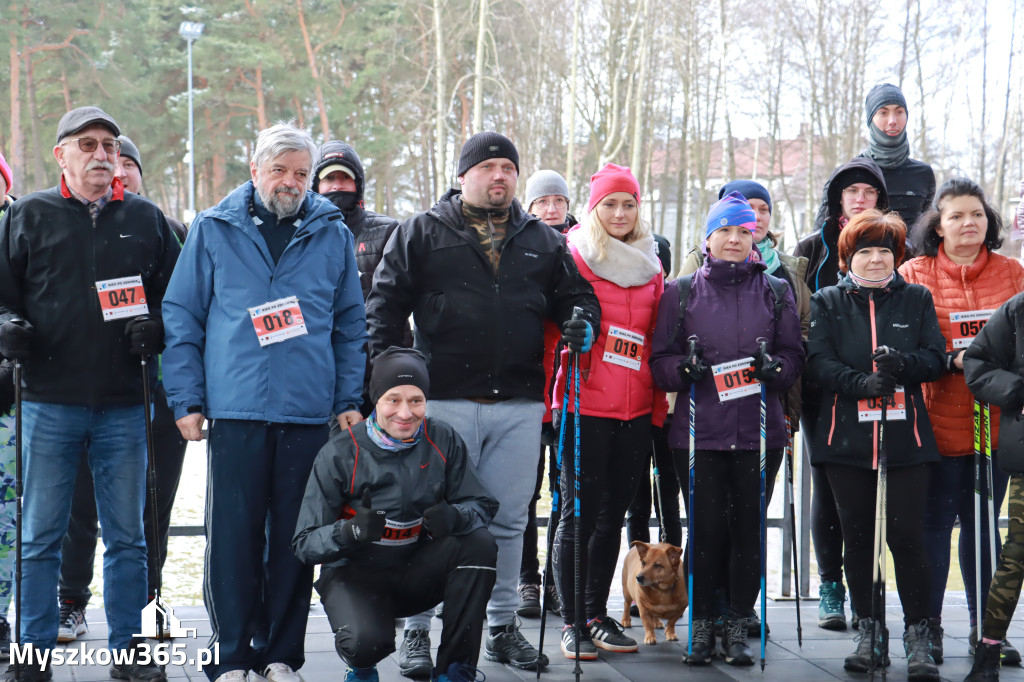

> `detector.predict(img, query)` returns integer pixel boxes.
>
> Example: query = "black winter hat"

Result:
[313,140,365,199]
[457,131,519,177]
[118,135,142,174]
[865,83,908,126]
[653,233,671,276]
[369,347,430,405]
[836,167,885,194]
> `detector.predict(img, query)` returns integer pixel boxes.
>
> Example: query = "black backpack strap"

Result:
[666,274,694,348]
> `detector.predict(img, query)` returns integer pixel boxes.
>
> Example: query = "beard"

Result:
[256,183,303,220]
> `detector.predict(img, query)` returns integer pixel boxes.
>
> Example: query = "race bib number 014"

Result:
[712,357,759,402]
[248,296,308,347]
[602,326,645,371]
[373,517,423,546]
[96,275,149,321]
[949,310,994,349]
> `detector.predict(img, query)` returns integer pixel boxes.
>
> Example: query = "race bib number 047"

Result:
[248,296,308,347]
[96,275,149,321]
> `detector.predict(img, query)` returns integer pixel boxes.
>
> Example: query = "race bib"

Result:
[373,517,423,546]
[713,357,759,402]
[949,310,995,349]
[857,388,907,422]
[248,296,308,347]
[602,326,645,371]
[96,275,148,321]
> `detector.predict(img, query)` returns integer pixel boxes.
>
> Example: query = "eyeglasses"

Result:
[842,186,878,200]
[533,197,568,209]
[60,137,121,155]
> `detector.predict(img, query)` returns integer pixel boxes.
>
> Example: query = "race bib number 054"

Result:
[96,275,148,321]
[248,296,308,347]
[857,388,907,422]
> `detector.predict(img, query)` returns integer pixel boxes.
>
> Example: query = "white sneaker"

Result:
[262,663,304,682]
[214,671,248,682]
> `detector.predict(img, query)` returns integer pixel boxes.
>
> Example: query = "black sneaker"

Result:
[927,617,943,664]
[516,583,541,618]
[109,638,168,682]
[397,628,432,679]
[587,615,637,653]
[484,621,549,671]
[723,618,754,666]
[560,624,598,660]
[904,620,939,682]
[685,619,715,665]
[2,661,52,682]
[739,610,770,638]
[844,617,890,672]
[966,641,1001,681]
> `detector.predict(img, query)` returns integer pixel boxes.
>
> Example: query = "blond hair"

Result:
[584,208,650,262]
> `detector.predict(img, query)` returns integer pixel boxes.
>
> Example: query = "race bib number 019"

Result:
[96,275,149,321]
[248,296,308,347]
[712,357,759,402]
[949,310,994,349]
[602,326,645,371]
[857,388,907,422]
[373,517,423,546]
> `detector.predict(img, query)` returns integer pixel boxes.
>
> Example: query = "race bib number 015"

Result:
[712,357,759,402]
[602,326,645,371]
[857,388,907,422]
[949,310,994,349]
[96,275,148,321]
[248,296,308,347]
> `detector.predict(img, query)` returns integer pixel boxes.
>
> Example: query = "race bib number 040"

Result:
[96,275,149,321]
[949,310,994,349]
[602,326,645,371]
[712,357,759,402]
[248,296,308,347]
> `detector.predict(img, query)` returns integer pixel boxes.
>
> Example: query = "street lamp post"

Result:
[179,21,204,224]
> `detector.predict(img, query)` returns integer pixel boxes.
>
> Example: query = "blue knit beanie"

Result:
[705,191,756,239]
[719,180,771,214]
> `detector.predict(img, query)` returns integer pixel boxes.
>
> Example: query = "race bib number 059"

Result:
[96,275,148,321]
[949,310,994,349]
[712,357,759,402]
[248,296,308,347]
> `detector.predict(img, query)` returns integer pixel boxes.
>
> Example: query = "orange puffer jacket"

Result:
[899,246,1024,455]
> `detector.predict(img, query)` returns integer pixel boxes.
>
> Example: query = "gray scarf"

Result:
[864,123,909,169]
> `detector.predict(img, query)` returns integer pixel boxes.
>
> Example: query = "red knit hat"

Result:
[0,151,11,196]
[588,163,640,213]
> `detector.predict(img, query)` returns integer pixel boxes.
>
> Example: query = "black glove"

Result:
[561,318,593,353]
[679,346,708,383]
[344,490,387,545]
[862,371,897,397]
[0,318,34,361]
[753,347,783,383]
[871,346,905,378]
[422,501,459,539]
[0,362,13,415]
[125,315,164,357]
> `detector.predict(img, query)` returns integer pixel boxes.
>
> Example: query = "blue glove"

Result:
[561,319,593,353]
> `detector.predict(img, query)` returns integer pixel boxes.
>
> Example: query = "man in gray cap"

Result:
[0,105,179,681]
[367,132,600,675]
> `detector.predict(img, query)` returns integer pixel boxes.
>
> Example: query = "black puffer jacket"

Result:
[873,156,935,231]
[806,272,945,469]
[795,157,889,293]
[366,189,600,401]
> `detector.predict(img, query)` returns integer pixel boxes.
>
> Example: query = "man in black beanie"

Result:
[367,131,600,675]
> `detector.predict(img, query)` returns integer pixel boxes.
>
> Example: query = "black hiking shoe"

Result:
[904,620,939,681]
[844,617,890,672]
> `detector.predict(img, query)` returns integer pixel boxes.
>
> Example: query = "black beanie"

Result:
[865,83,908,126]
[837,167,885,194]
[369,347,430,405]
[457,131,519,177]
[118,135,142,174]
[653,233,672,276]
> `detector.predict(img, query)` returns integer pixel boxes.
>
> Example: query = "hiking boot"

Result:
[927,617,943,664]
[587,615,637,653]
[723,618,754,666]
[434,662,485,681]
[56,599,87,643]
[484,621,548,671]
[343,668,379,682]
[544,583,562,614]
[966,641,1002,681]
[818,581,847,631]
[970,626,1020,667]
[261,663,303,682]
[738,609,770,638]
[398,628,433,679]
[851,601,860,630]
[109,638,168,681]
[2,660,52,682]
[844,617,890,672]
[904,621,940,681]
[516,583,541,618]
[0,618,9,660]
[560,624,598,660]
[685,619,715,665]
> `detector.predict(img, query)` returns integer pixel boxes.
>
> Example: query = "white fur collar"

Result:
[569,228,661,287]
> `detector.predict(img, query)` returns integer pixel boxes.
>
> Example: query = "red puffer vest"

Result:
[899,245,1024,455]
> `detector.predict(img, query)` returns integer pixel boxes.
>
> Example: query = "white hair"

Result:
[251,121,316,189]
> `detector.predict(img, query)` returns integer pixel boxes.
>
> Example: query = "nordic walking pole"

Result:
[757,339,768,671]
[686,335,698,661]
[569,307,584,681]
[974,398,983,634]
[983,402,998,574]
[652,449,667,543]
[13,356,23,682]
[869,337,890,677]
[140,351,165,640]
[785,416,803,647]
[537,348,572,679]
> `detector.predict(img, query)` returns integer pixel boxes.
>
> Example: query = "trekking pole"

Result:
[757,339,768,671]
[974,399,983,633]
[140,354,165,639]
[983,402,998,575]
[569,307,584,681]
[870,393,889,677]
[686,335,698,661]
[13,357,23,682]
[785,416,803,647]
[652,450,667,543]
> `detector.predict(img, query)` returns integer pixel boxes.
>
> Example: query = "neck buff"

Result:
[366,411,423,451]
[865,123,910,169]
[848,269,895,289]
[756,236,781,274]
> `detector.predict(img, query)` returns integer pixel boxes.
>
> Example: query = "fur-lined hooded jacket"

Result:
[553,225,668,426]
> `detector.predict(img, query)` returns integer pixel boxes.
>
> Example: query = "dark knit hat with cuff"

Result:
[369,347,431,405]
[457,131,519,176]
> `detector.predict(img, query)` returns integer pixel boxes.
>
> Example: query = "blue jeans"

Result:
[924,452,1009,624]
[20,401,148,651]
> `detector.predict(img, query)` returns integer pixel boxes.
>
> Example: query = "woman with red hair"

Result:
[806,210,946,681]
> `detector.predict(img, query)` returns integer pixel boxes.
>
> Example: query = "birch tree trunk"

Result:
[434,0,448,198]
[472,0,489,134]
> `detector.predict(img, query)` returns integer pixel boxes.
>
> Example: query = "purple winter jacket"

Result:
[650,256,805,451]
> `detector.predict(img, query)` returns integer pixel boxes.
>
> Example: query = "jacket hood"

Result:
[825,156,889,224]
[313,140,365,199]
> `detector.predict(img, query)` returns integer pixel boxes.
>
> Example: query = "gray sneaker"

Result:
[484,621,549,671]
[57,600,87,643]
[397,628,432,679]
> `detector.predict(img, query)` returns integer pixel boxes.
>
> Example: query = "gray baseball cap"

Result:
[56,106,120,144]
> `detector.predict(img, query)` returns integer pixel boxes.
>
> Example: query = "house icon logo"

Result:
[135,598,197,639]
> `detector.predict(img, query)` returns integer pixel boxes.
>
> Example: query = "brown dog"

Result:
[621,541,688,645]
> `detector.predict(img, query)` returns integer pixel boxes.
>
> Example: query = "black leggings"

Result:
[553,414,650,625]
[625,419,683,547]
[825,463,931,627]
